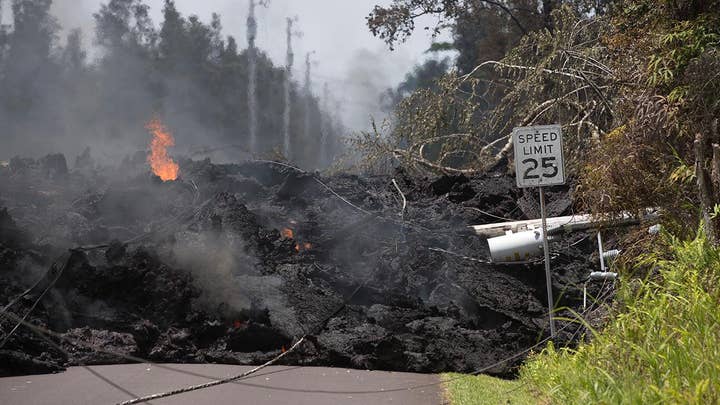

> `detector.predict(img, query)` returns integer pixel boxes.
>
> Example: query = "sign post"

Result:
[512,124,565,337]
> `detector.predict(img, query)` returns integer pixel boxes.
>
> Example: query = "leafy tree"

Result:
[368,0,617,70]
[366,0,720,247]
[92,0,158,145]
[0,0,344,168]
[381,56,452,110]
[359,3,622,174]
[94,0,156,52]
[366,0,577,50]
[3,0,58,114]
[581,0,720,242]
[61,29,86,73]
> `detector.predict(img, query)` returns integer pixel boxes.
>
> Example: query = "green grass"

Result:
[519,229,720,404]
[442,373,536,404]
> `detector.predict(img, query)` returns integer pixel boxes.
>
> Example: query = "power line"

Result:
[0,232,614,400]
[0,162,610,401]
[1,221,615,398]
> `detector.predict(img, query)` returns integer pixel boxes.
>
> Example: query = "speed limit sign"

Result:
[513,124,565,188]
[512,124,565,337]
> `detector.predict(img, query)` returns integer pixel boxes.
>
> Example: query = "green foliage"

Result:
[710,204,720,220]
[521,229,720,404]
[668,146,695,185]
[380,57,452,111]
[426,41,455,53]
[366,0,465,50]
[351,66,498,174]
[358,6,617,175]
[578,4,720,239]
[647,17,720,87]
[453,0,541,75]
[344,119,399,174]
[442,373,535,405]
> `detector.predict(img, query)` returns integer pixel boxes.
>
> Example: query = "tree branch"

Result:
[461,60,585,83]
[481,0,528,35]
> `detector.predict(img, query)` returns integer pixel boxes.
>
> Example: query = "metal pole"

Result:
[597,231,605,271]
[539,187,556,337]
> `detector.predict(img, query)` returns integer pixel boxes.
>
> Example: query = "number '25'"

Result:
[522,157,558,180]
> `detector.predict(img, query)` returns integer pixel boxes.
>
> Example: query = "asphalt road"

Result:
[0,364,444,404]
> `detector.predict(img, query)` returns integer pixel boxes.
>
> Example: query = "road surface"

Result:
[0,364,444,404]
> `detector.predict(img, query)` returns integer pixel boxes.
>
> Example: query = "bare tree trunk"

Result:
[695,119,720,246]
[711,119,720,199]
[542,0,559,31]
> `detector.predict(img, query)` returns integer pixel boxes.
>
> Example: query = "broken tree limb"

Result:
[393,148,484,175]
[391,179,407,220]
[460,60,585,83]
[488,87,595,164]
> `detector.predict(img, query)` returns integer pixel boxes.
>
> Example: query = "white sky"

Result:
[44,0,454,132]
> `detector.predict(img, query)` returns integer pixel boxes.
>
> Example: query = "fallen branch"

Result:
[393,148,484,174]
[460,60,585,83]
[391,179,407,220]
[489,86,595,164]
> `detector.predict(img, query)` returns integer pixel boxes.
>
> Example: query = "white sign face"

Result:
[513,124,565,188]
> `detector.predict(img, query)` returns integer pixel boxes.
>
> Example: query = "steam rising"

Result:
[168,207,303,335]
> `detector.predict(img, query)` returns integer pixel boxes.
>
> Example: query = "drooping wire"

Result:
[0,216,617,399]
[0,255,69,348]
[1,159,611,400]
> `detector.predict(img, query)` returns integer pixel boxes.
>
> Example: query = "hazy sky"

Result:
[46,0,454,131]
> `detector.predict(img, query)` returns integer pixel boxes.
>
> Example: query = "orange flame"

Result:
[282,228,294,239]
[281,345,286,353]
[146,118,179,181]
[294,242,312,252]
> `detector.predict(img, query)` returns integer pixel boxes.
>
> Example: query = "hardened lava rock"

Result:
[0,154,593,376]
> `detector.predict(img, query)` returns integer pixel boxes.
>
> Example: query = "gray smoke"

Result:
[2,0,446,171]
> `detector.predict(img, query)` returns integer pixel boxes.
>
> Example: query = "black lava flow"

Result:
[0,153,602,377]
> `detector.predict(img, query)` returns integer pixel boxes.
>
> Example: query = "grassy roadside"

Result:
[442,373,536,404]
[444,230,720,404]
[518,230,720,404]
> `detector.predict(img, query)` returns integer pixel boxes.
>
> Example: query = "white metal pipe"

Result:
[487,230,545,263]
[589,271,618,281]
[471,209,659,238]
